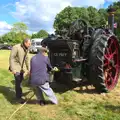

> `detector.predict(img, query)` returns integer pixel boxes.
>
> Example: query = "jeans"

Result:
[34,82,58,104]
[14,72,24,99]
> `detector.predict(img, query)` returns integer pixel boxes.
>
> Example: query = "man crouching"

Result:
[29,47,58,106]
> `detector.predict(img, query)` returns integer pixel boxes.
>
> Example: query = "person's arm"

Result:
[9,46,17,74]
[25,53,30,71]
[29,58,32,75]
[46,57,52,72]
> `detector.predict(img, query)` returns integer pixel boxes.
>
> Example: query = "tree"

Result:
[31,33,38,39]
[87,6,100,27]
[2,32,16,43]
[0,36,4,43]
[98,8,107,27]
[53,6,107,34]
[15,32,30,43]
[74,7,89,21]
[1,31,30,44]
[54,6,79,34]
[11,22,28,33]
[108,1,120,39]
[9,22,29,43]
[31,30,48,39]
[37,30,48,38]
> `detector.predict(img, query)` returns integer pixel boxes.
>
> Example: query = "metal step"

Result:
[73,57,87,62]
[73,78,82,82]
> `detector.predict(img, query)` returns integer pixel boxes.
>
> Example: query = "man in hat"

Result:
[29,47,58,106]
[9,38,31,103]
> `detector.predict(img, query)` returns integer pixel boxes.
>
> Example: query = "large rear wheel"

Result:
[89,29,120,92]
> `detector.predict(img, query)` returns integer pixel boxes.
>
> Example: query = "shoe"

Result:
[39,100,46,106]
[45,100,57,105]
[17,98,26,104]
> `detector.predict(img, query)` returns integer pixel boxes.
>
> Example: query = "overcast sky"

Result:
[0,0,119,35]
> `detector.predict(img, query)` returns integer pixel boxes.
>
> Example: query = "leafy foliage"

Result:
[11,22,28,33]
[31,33,38,39]
[87,6,100,27]
[109,1,120,40]
[98,8,108,27]
[0,31,30,44]
[54,6,108,33]
[37,29,48,38]
[31,29,48,39]
[54,6,78,34]
[1,1,120,44]
[54,1,120,40]
[0,22,30,44]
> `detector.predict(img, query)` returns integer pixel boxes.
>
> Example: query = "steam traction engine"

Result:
[41,19,120,93]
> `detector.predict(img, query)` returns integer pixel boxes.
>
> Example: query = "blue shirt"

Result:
[30,53,52,85]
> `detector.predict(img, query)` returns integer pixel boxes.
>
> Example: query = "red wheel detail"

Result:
[104,36,120,90]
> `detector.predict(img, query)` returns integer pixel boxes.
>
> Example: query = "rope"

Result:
[7,93,35,120]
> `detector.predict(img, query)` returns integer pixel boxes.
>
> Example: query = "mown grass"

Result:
[0,50,120,120]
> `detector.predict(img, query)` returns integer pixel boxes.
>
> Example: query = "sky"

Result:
[0,0,119,35]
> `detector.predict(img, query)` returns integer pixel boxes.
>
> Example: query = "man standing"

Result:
[9,38,31,103]
[29,47,58,106]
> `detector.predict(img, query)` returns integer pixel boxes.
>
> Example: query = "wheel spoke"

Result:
[103,37,120,90]
[109,50,117,59]
[104,54,109,60]
[105,72,114,85]
[104,62,109,67]
[108,72,114,82]
[106,48,110,55]
[104,49,117,61]
[109,39,114,49]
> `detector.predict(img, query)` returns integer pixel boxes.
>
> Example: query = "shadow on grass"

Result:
[73,85,98,94]
[50,81,97,94]
[26,99,56,105]
[27,99,38,104]
[50,82,72,94]
[10,74,97,94]
[0,85,32,104]
[11,79,97,95]
[105,105,120,113]
[0,85,17,104]
[11,80,15,85]
[11,80,73,94]
[11,76,32,88]
[11,79,30,88]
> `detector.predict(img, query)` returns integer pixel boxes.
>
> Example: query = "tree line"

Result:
[53,2,120,38]
[0,23,49,45]
[54,6,107,34]
[54,2,120,34]
[0,1,120,44]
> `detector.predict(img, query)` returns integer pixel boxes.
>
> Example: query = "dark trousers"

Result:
[14,72,24,99]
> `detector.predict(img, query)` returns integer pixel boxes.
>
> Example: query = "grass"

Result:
[0,50,120,120]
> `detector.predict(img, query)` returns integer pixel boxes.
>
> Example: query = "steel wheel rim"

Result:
[104,36,120,90]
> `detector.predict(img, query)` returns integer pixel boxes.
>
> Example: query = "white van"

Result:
[29,38,43,53]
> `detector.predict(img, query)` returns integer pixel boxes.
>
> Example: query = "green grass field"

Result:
[0,50,120,120]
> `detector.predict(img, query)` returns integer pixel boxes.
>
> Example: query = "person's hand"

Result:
[12,71,16,74]
[52,67,59,72]
[27,71,30,76]
[26,71,30,76]
[44,52,48,56]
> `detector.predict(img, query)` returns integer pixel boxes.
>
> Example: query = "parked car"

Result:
[29,38,43,53]
[0,44,12,50]
[29,45,38,53]
[0,44,3,49]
